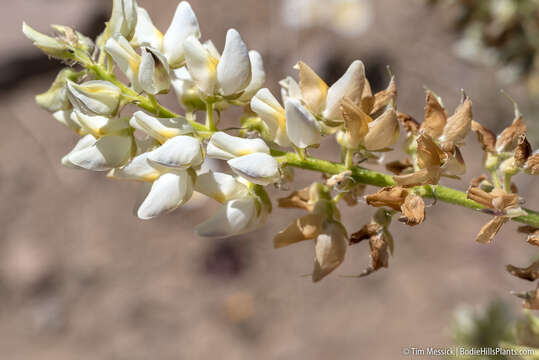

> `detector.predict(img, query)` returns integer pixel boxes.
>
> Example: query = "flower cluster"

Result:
[24,0,539,297]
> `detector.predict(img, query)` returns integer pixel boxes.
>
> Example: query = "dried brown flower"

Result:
[506,260,539,281]
[397,111,420,135]
[278,187,312,211]
[385,158,413,175]
[274,214,325,248]
[399,193,425,226]
[371,76,397,115]
[421,90,447,138]
[475,216,508,244]
[524,153,539,175]
[512,287,539,310]
[297,61,328,115]
[350,223,382,244]
[366,186,409,211]
[471,120,496,153]
[340,97,370,149]
[514,135,532,167]
[495,116,527,153]
[440,96,472,144]
[360,79,374,114]
[312,221,347,282]
[518,226,539,246]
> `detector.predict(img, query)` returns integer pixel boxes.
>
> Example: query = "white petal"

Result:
[163,1,201,68]
[362,108,399,151]
[279,76,302,102]
[183,35,217,95]
[52,110,82,133]
[206,132,270,160]
[239,50,266,102]
[130,6,163,50]
[171,67,199,109]
[36,68,78,112]
[195,197,257,237]
[139,47,171,95]
[108,0,138,40]
[130,111,193,143]
[73,110,129,137]
[147,135,203,169]
[312,222,347,282]
[203,40,221,60]
[285,98,321,149]
[250,88,290,146]
[227,153,280,185]
[66,80,121,116]
[108,152,160,181]
[105,35,141,92]
[323,60,365,120]
[137,171,194,219]
[67,134,133,171]
[216,29,252,96]
[61,134,97,168]
[195,171,248,203]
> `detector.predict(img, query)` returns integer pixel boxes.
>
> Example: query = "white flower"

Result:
[22,23,73,60]
[250,88,291,146]
[109,151,196,219]
[130,111,193,144]
[66,80,122,116]
[105,34,142,91]
[238,51,266,102]
[71,110,129,137]
[194,171,248,203]
[195,195,268,238]
[163,1,201,68]
[322,60,365,120]
[285,98,322,149]
[227,153,280,185]
[206,132,269,160]
[139,46,171,94]
[62,133,134,171]
[130,6,163,50]
[147,135,204,169]
[184,28,256,97]
[52,110,83,134]
[170,67,203,110]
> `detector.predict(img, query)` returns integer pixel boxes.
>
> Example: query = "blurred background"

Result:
[1,0,538,359]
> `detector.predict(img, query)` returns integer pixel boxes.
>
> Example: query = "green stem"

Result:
[273,151,539,227]
[490,170,502,189]
[504,174,513,193]
[344,148,354,169]
[205,101,216,131]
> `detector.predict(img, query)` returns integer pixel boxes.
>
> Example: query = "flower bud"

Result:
[163,1,201,68]
[105,35,142,92]
[250,88,290,146]
[72,110,129,137]
[130,111,193,143]
[108,0,138,41]
[36,68,81,112]
[217,29,252,96]
[500,157,519,176]
[22,22,74,60]
[130,6,163,50]
[67,80,122,116]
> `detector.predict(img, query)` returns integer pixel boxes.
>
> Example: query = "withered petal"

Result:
[393,167,441,187]
[514,134,532,167]
[471,120,496,153]
[441,97,472,144]
[385,158,413,175]
[297,61,328,115]
[365,186,409,211]
[475,216,508,244]
[350,223,383,245]
[371,76,397,115]
[360,78,374,115]
[421,90,447,138]
[278,187,312,211]
[397,111,420,135]
[340,97,370,147]
[417,133,445,169]
[506,260,539,281]
[496,116,527,153]
[524,154,539,175]
[399,193,425,226]
[274,214,325,248]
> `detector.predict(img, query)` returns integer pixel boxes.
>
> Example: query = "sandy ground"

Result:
[0,0,537,359]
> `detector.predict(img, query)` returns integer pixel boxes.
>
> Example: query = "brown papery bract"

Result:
[475,216,508,244]
[365,186,409,211]
[399,193,425,226]
[514,135,532,167]
[371,76,397,115]
[471,120,496,153]
[441,96,472,144]
[421,90,447,138]
[495,116,527,153]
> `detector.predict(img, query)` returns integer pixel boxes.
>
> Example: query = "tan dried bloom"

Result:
[339,97,370,149]
[441,145,466,177]
[399,193,425,226]
[362,107,399,151]
[466,187,518,211]
[365,186,409,211]
[421,90,447,138]
[514,135,532,167]
[350,220,392,277]
[495,116,527,153]
[475,216,508,244]
[297,61,328,115]
[518,226,539,246]
[397,111,420,135]
[274,214,325,248]
[342,184,366,207]
[385,158,413,175]
[371,76,397,115]
[506,260,539,281]
[470,174,488,188]
[512,287,539,310]
[360,78,374,114]
[350,223,382,244]
[440,95,472,144]
[312,221,347,282]
[278,187,312,211]
[471,120,496,153]
[524,153,539,175]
